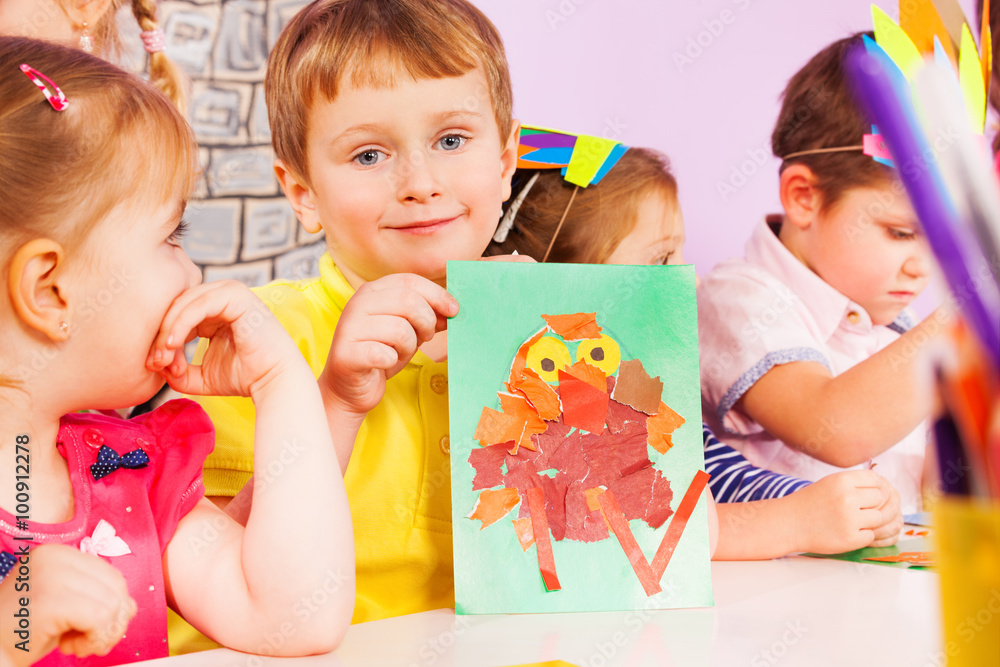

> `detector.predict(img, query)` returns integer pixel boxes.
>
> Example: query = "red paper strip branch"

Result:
[597,470,710,596]
[651,469,710,579]
[598,489,662,597]
[526,486,562,591]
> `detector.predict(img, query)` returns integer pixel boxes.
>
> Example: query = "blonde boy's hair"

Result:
[265,0,513,185]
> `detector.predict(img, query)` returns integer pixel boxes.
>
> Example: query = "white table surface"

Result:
[142,556,941,667]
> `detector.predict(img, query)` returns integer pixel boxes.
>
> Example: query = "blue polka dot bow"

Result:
[90,445,149,481]
[0,551,16,583]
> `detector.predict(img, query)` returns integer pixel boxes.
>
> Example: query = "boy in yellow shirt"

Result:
[180,0,519,641]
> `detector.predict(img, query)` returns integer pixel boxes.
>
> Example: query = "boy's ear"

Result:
[274,159,323,234]
[779,163,823,231]
[8,239,71,343]
[499,120,521,202]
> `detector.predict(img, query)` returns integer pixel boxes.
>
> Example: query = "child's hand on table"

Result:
[869,473,903,547]
[0,544,135,667]
[794,470,903,554]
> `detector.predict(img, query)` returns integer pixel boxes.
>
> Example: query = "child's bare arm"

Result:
[318,273,458,472]
[713,470,902,560]
[738,309,945,467]
[149,281,354,654]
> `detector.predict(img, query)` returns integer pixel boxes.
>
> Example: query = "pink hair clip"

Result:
[19,64,68,111]
[140,29,166,54]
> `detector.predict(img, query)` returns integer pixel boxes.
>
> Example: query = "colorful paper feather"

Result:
[870,1,991,135]
[517,125,627,188]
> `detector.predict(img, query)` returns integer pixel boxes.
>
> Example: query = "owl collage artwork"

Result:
[448,261,713,614]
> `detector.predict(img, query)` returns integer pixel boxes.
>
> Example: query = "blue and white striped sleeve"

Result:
[703,424,811,502]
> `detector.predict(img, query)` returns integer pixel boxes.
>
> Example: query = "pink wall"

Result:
[475,0,980,312]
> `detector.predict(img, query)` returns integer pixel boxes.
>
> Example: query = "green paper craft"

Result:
[448,261,713,614]
[802,535,934,570]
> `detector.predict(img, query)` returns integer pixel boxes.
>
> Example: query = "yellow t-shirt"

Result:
[168,254,453,654]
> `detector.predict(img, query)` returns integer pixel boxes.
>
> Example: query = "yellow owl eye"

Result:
[576,333,621,376]
[525,336,572,384]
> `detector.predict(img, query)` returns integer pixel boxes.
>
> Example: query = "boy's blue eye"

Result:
[353,149,385,167]
[436,134,467,151]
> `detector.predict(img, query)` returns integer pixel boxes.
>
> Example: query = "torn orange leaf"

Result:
[499,392,546,431]
[584,487,612,530]
[507,368,561,420]
[508,422,543,455]
[584,487,605,512]
[509,328,546,383]
[474,407,526,447]
[542,312,602,340]
[647,401,686,454]
[512,517,534,551]
[565,358,608,392]
[469,488,521,529]
[497,394,544,454]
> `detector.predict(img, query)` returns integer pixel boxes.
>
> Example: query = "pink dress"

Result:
[0,399,214,665]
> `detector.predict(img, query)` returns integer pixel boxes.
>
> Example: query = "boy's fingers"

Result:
[347,289,442,344]
[855,528,876,547]
[385,289,442,341]
[879,480,900,505]
[341,315,420,360]
[842,469,882,487]
[365,274,459,318]
[873,520,902,541]
[361,341,400,371]
[856,507,885,530]
[853,486,883,509]
[870,530,901,547]
[480,253,536,263]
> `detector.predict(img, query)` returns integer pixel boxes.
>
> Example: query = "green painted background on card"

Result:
[447,261,714,614]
